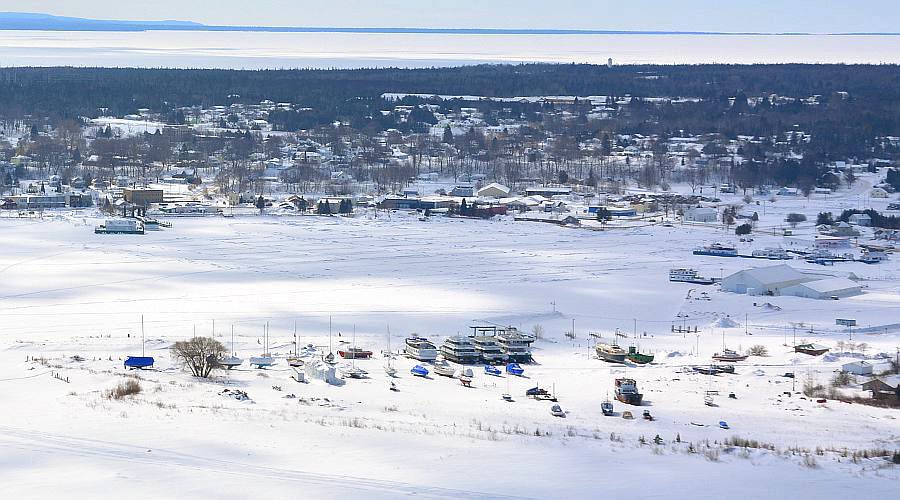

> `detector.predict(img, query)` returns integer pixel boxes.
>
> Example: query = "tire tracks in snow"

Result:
[0,425,533,499]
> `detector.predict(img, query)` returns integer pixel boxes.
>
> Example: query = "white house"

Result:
[848,213,872,226]
[684,207,718,223]
[870,187,889,198]
[477,183,511,198]
[841,360,874,376]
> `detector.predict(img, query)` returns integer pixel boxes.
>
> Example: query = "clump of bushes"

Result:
[747,345,768,357]
[105,379,142,399]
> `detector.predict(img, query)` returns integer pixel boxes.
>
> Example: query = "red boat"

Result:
[338,346,373,359]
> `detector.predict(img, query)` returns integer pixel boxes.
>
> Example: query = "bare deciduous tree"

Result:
[171,337,227,378]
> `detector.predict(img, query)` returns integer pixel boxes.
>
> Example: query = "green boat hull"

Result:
[627,347,654,364]
[627,353,653,364]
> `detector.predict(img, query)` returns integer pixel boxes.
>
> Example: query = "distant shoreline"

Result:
[0,13,897,36]
[2,27,900,36]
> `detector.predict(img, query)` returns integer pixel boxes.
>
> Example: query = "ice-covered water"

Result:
[0,30,898,68]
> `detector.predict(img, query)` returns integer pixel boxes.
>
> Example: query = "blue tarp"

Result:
[484,365,501,376]
[124,356,154,369]
[506,363,524,376]
[410,365,429,377]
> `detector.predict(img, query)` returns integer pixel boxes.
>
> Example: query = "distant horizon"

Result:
[0,11,898,36]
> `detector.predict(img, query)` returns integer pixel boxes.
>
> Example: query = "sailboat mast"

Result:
[387,325,392,369]
[329,316,333,354]
[141,314,145,357]
[231,324,235,356]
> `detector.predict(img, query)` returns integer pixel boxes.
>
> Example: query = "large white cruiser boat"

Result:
[404,334,438,361]
[439,335,480,364]
[668,268,714,285]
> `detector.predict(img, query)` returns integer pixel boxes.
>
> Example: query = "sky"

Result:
[0,0,897,33]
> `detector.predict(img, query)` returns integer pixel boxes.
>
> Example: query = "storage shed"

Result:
[841,360,874,376]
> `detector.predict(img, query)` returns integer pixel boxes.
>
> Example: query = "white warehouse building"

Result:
[720,265,809,295]
[721,264,862,299]
[781,277,863,300]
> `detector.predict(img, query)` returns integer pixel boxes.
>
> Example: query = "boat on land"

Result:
[286,322,303,367]
[601,399,614,416]
[711,348,748,362]
[439,335,480,364]
[220,325,243,369]
[125,316,155,369]
[693,243,738,257]
[526,385,557,401]
[626,345,654,364]
[384,327,398,377]
[405,334,438,361]
[340,326,368,378]
[794,343,830,356]
[340,364,369,379]
[433,359,456,377]
[550,404,566,417]
[249,322,276,368]
[95,218,145,235]
[668,268,715,285]
[455,367,474,387]
[596,342,627,363]
[338,346,373,359]
[752,248,792,260]
[694,363,736,375]
[484,365,502,376]
[614,378,643,405]
[506,362,525,376]
[410,364,429,377]
[124,356,154,369]
[471,335,507,364]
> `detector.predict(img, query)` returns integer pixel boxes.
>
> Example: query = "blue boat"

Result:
[410,364,429,377]
[484,365,502,376]
[506,363,524,376]
[124,356,154,369]
[719,421,730,429]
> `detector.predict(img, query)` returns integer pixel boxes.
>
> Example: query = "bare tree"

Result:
[170,337,227,378]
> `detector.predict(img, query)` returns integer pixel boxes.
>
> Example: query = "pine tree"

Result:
[442,125,453,144]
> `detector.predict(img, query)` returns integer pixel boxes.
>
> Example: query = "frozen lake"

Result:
[0,31,899,68]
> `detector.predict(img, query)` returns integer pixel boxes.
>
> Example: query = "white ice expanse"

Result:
[0,31,899,68]
[1,190,899,498]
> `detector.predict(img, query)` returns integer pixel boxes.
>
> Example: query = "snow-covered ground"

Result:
[1,185,898,498]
